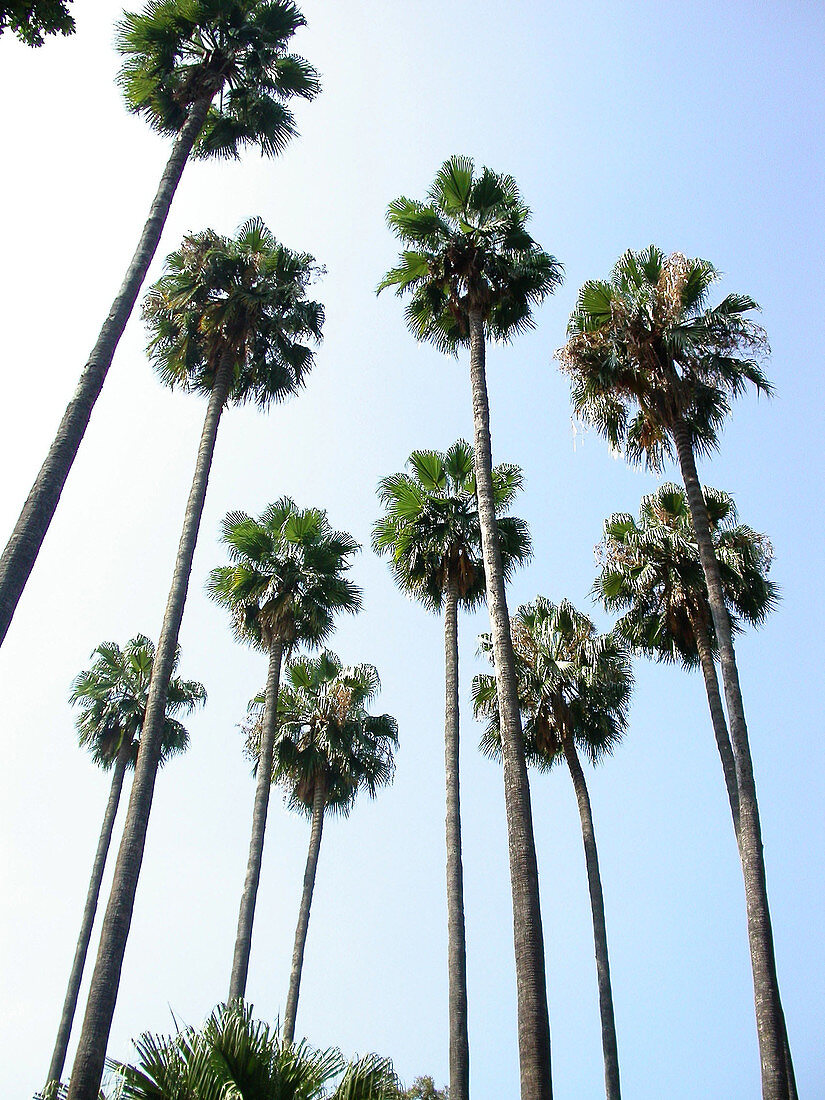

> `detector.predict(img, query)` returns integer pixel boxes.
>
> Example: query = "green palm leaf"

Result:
[378,155,562,350]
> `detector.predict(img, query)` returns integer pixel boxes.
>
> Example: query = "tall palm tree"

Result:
[44,635,205,1097]
[247,651,398,1043]
[473,599,632,1100]
[66,221,323,1100]
[0,0,320,646]
[208,501,362,1003]
[372,440,530,1100]
[594,482,778,839]
[557,246,791,1099]
[112,1001,401,1100]
[379,156,563,1100]
[594,485,794,1095]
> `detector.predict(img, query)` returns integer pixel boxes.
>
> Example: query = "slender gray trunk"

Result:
[282,777,326,1044]
[44,736,132,1093]
[693,621,797,1099]
[0,95,212,650]
[672,418,791,1100]
[467,309,552,1100]
[559,727,620,1100]
[693,618,740,837]
[67,358,232,1100]
[443,580,470,1100]
[228,638,285,1002]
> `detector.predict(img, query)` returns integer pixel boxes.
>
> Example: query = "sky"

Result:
[1,0,823,1096]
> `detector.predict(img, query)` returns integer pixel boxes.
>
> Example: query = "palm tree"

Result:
[594,482,778,840]
[379,156,563,1100]
[66,221,323,1100]
[111,1001,401,1099]
[473,599,632,1100]
[557,246,791,1099]
[44,635,205,1097]
[208,501,362,1004]
[594,486,794,1095]
[0,0,320,646]
[372,440,530,1100]
[246,651,397,1043]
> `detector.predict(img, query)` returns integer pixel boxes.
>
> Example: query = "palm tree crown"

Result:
[557,245,772,468]
[113,1002,400,1099]
[372,440,531,611]
[208,499,361,652]
[143,218,324,404]
[378,155,562,351]
[246,652,398,815]
[594,483,778,667]
[116,0,320,158]
[70,634,206,768]
[473,598,633,768]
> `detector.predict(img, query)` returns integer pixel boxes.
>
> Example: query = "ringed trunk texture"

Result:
[0,95,212,649]
[443,580,470,1100]
[67,359,232,1100]
[282,777,326,1043]
[693,618,740,837]
[467,309,552,1100]
[45,736,132,1092]
[228,638,285,1002]
[672,418,792,1100]
[559,728,620,1100]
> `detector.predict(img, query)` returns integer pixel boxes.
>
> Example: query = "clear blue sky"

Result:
[1,1,823,1096]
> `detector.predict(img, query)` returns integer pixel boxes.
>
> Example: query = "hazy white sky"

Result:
[1,1,823,1096]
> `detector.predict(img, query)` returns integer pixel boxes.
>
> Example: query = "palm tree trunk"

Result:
[467,308,552,1100]
[44,736,132,1093]
[693,617,740,837]
[559,727,620,1100]
[283,776,326,1043]
[66,357,232,1100]
[228,637,285,1002]
[672,418,792,1100]
[693,619,797,1098]
[0,95,212,650]
[443,579,470,1100]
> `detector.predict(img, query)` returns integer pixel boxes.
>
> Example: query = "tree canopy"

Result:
[557,246,771,469]
[0,1,74,46]
[378,155,562,352]
[372,440,531,612]
[116,0,320,158]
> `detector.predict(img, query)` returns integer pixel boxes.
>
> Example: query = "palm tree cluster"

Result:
[1,4,796,1099]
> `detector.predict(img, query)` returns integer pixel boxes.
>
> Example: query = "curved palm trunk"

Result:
[559,728,620,1100]
[467,309,552,1100]
[693,619,797,1099]
[673,418,792,1100]
[0,95,212,649]
[228,637,285,1002]
[443,580,470,1100]
[67,358,232,1100]
[44,736,132,1092]
[283,777,326,1043]
[693,618,740,837]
